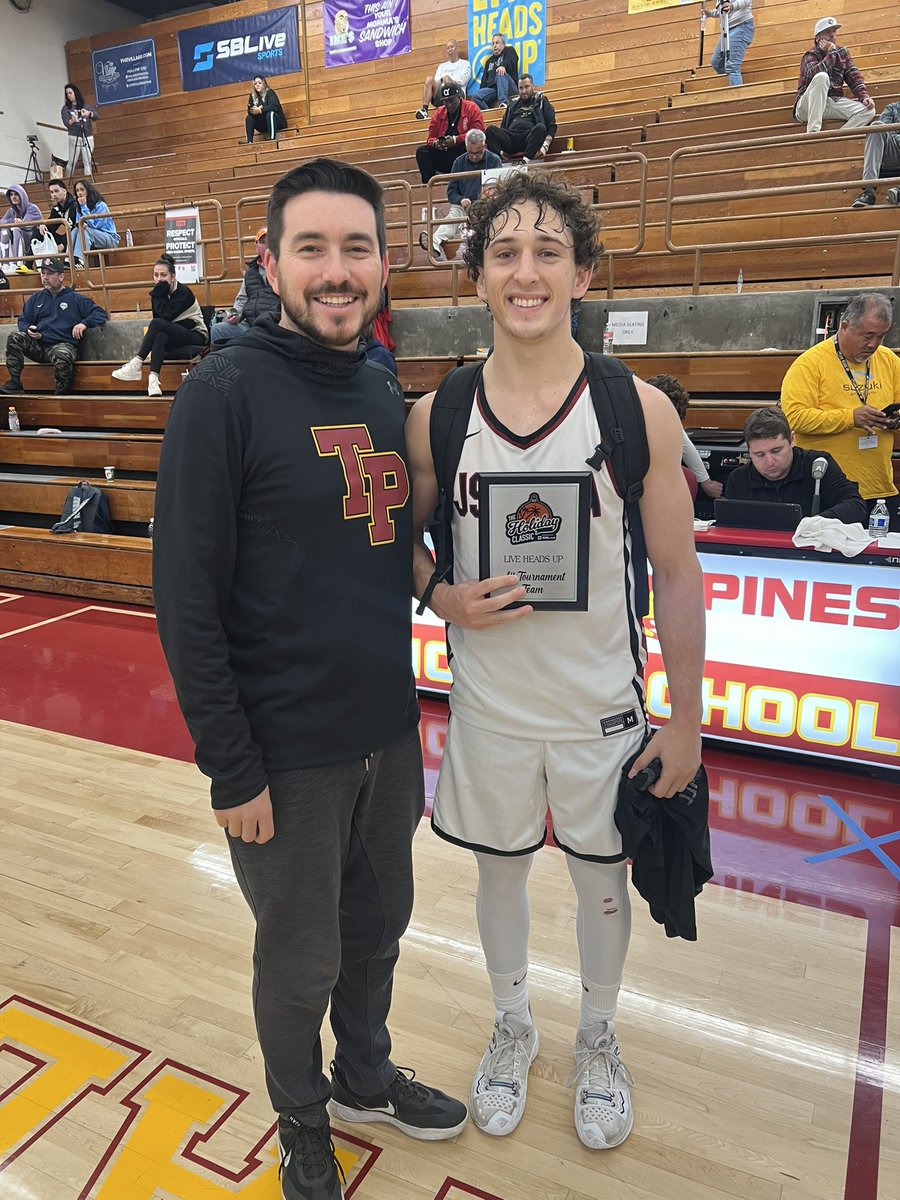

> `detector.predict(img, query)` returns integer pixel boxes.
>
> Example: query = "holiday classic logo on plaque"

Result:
[478,472,590,610]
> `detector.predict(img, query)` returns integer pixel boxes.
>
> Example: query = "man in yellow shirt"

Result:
[780,293,900,523]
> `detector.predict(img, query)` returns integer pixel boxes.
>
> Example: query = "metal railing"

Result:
[76,199,228,311]
[664,122,900,294]
[2,127,897,311]
[418,153,649,302]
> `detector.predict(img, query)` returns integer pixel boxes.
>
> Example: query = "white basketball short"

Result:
[432,714,646,861]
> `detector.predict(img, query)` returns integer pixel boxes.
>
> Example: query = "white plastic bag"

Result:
[30,230,60,267]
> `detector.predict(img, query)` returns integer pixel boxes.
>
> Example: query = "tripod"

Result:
[24,138,42,185]
[67,125,96,180]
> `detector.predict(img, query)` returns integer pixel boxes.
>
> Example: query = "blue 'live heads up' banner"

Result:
[92,39,160,105]
[178,6,301,93]
[468,0,546,87]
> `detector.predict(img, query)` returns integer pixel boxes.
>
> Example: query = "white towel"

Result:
[792,516,874,557]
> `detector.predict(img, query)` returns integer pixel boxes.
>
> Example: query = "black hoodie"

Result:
[153,316,419,809]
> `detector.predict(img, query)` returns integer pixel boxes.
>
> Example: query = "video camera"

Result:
[26,134,38,145]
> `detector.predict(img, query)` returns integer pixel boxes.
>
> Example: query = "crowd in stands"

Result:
[1,17,899,423]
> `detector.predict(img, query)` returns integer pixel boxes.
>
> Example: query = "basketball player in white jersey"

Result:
[407,172,705,1150]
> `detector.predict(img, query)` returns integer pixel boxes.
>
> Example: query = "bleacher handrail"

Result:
[665,122,900,293]
[77,199,228,309]
[418,154,649,302]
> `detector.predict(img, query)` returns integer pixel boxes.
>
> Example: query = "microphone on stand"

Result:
[810,457,828,516]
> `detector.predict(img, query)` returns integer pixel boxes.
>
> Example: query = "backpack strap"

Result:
[582,352,652,617]
[416,361,484,615]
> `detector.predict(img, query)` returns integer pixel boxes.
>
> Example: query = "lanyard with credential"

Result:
[833,335,871,406]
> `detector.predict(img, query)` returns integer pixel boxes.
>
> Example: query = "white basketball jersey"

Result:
[448,369,647,741]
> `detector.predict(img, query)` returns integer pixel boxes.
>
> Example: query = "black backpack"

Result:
[51,481,113,534]
[418,352,651,616]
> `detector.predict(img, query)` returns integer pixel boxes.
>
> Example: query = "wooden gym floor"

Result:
[0,590,898,1200]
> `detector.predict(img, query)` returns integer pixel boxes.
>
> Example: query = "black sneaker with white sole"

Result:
[888,186,900,206]
[329,1063,468,1141]
[277,1116,345,1200]
[851,188,876,209]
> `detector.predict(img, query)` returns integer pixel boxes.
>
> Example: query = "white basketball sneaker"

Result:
[570,1021,635,1150]
[147,372,162,397]
[470,1012,539,1136]
[112,356,143,381]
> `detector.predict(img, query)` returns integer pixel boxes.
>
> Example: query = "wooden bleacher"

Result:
[1,0,898,600]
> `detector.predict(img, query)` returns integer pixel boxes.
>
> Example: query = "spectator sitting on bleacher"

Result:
[851,99,900,209]
[703,2,755,89]
[646,373,724,500]
[416,39,472,120]
[724,407,867,524]
[470,34,519,110]
[39,181,79,263]
[486,75,556,164]
[416,84,485,184]
[793,18,875,135]
[211,227,280,345]
[73,180,119,263]
[1,185,43,275]
[246,75,287,143]
[0,258,108,397]
[418,130,500,261]
[112,252,208,398]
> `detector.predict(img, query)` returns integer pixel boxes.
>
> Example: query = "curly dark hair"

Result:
[646,373,691,422]
[463,171,603,281]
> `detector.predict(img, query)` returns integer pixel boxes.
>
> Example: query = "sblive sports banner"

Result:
[92,39,159,106]
[323,0,411,69]
[468,0,547,88]
[414,551,900,773]
[178,6,301,93]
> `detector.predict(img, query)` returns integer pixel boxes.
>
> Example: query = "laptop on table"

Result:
[713,498,804,532]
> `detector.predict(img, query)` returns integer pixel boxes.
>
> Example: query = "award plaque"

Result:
[478,472,591,611]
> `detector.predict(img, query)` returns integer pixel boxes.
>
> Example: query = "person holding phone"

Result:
[781,292,900,524]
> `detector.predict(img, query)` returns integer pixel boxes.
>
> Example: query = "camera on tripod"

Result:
[26,134,38,146]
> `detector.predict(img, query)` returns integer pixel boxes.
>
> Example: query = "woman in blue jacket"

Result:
[73,179,119,266]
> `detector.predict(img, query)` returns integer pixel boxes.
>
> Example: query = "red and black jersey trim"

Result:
[475,368,589,449]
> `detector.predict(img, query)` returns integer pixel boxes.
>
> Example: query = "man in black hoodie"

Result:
[39,181,80,261]
[153,159,466,1200]
[724,406,867,523]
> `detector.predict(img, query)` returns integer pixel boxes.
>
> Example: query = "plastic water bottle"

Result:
[603,326,615,355]
[736,268,743,294]
[125,228,134,247]
[868,499,890,539]
[7,406,20,432]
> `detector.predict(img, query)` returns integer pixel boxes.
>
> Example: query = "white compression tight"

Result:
[474,851,631,1025]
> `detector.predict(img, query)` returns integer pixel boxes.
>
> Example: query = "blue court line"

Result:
[804,795,900,883]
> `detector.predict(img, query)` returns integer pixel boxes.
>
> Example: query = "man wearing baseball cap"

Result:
[210,227,280,345]
[794,17,875,134]
[1,258,107,395]
[415,83,484,184]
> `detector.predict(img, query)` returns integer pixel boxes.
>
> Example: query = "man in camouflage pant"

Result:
[1,258,108,396]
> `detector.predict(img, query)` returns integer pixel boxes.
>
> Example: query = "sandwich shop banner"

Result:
[178,6,301,92]
[323,0,411,69]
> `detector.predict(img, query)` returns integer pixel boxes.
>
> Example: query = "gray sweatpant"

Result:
[227,727,425,1126]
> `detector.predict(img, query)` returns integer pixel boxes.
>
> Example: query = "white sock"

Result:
[488,966,532,1022]
[579,976,620,1031]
